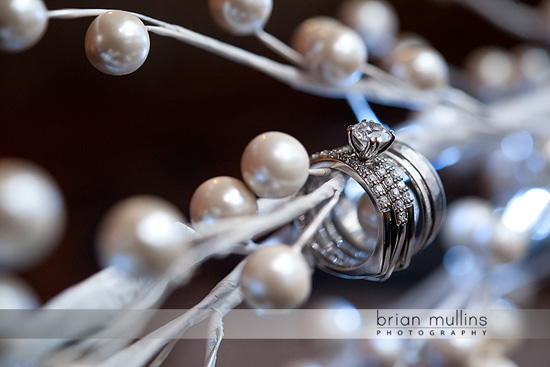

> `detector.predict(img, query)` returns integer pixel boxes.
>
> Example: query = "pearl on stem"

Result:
[85,11,150,76]
[290,16,367,85]
[240,245,311,309]
[0,0,48,52]
[0,273,38,309]
[337,0,399,57]
[512,44,550,87]
[465,46,517,100]
[209,0,272,35]
[96,195,187,275]
[241,131,309,198]
[190,176,257,233]
[441,197,494,250]
[388,44,449,89]
[0,158,65,270]
[302,297,362,356]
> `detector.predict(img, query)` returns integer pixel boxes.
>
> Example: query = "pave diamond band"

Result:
[297,121,445,280]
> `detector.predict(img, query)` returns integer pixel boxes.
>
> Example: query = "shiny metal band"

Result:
[297,139,445,280]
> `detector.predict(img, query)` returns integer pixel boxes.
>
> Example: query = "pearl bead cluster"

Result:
[465,44,550,101]
[95,131,314,309]
[189,131,312,309]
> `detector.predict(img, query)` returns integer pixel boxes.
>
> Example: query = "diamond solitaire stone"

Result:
[347,120,395,161]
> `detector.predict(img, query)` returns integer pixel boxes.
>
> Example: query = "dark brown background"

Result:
[0,0,548,366]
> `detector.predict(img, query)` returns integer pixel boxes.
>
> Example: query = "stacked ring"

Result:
[297,120,445,280]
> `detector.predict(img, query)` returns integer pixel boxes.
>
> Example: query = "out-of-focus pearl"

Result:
[337,0,399,57]
[363,338,404,366]
[209,0,272,35]
[465,47,517,100]
[430,338,480,365]
[241,132,309,198]
[441,197,493,250]
[302,297,362,355]
[388,44,449,89]
[97,195,187,275]
[85,11,150,76]
[290,16,367,85]
[490,219,529,264]
[0,158,65,270]
[0,273,38,309]
[190,176,257,232]
[468,353,518,367]
[512,44,550,87]
[466,47,516,88]
[240,245,311,309]
[0,0,48,52]
[483,299,524,355]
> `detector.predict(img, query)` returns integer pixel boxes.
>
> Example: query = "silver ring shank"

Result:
[298,141,445,280]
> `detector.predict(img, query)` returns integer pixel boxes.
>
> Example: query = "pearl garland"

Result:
[0,1,549,366]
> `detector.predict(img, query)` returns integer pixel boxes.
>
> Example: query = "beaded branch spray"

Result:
[1,0,550,367]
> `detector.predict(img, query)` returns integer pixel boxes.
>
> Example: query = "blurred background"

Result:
[0,0,549,366]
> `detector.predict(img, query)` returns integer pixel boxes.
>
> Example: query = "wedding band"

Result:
[297,120,445,280]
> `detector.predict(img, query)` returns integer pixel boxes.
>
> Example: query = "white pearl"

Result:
[240,245,311,309]
[489,219,529,264]
[190,176,257,232]
[441,197,494,250]
[430,338,480,365]
[209,0,272,35]
[337,0,399,57]
[482,299,524,355]
[96,195,187,275]
[241,131,309,198]
[85,11,150,76]
[291,16,367,85]
[364,338,404,366]
[0,158,65,270]
[465,47,516,100]
[302,297,362,355]
[512,44,550,87]
[0,273,38,309]
[0,0,48,52]
[388,44,449,89]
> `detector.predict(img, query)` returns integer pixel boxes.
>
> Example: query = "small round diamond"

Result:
[398,211,408,223]
[367,173,378,183]
[391,187,401,198]
[395,200,404,208]
[397,181,406,190]
[384,177,393,186]
[374,184,384,195]
[377,167,387,176]
[379,196,389,206]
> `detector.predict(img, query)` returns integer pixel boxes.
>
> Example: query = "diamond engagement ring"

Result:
[297,120,446,280]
